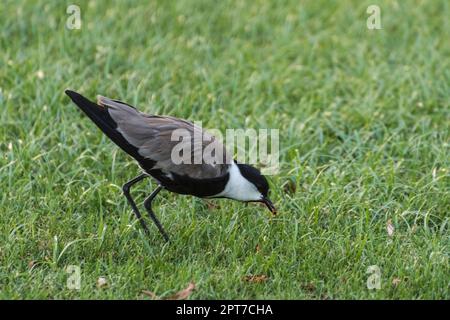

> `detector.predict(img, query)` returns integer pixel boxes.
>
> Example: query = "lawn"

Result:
[0,0,448,299]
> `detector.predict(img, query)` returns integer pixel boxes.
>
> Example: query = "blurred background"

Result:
[0,0,448,299]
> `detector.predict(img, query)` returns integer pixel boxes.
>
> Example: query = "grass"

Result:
[0,0,449,299]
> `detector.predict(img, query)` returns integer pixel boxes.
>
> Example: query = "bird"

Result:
[65,90,277,242]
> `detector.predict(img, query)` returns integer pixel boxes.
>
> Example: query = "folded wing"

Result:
[97,95,232,179]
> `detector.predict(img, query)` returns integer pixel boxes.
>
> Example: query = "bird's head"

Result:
[232,162,277,215]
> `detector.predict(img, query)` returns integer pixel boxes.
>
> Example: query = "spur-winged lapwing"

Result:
[65,90,276,242]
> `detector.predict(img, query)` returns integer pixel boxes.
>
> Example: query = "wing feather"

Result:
[97,96,232,179]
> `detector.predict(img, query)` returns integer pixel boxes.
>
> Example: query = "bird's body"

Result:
[65,90,276,241]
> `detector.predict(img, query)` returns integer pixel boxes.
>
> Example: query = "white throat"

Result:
[214,162,262,201]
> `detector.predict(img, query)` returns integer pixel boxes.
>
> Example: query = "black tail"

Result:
[65,90,143,161]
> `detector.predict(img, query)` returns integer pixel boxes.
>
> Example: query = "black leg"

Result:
[144,185,170,242]
[122,173,149,233]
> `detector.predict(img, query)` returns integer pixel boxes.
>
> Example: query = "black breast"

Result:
[140,164,229,198]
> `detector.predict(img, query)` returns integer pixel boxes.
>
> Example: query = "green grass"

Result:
[0,0,449,299]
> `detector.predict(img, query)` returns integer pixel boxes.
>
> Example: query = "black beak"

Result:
[262,198,277,215]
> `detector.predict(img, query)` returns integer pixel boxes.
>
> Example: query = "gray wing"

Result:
[97,96,232,179]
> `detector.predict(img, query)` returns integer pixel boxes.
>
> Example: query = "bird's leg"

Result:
[122,173,149,234]
[143,185,170,242]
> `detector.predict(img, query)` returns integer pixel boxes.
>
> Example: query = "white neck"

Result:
[213,162,262,201]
